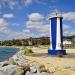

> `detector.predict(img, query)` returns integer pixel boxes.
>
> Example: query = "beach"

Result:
[0,46,51,75]
[25,46,75,75]
[0,46,75,75]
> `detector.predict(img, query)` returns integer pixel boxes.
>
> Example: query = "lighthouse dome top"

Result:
[49,10,62,19]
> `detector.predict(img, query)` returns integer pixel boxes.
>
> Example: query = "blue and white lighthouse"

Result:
[48,12,66,55]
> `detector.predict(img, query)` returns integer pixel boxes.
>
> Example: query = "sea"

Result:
[0,47,18,62]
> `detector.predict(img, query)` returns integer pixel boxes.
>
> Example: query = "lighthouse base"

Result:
[48,50,66,55]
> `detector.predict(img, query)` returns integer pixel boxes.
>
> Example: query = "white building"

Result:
[63,39,72,45]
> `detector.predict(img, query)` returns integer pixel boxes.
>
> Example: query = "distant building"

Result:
[63,39,72,45]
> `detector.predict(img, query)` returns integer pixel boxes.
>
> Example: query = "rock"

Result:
[12,51,25,66]
[30,66,37,74]
[0,61,9,67]
[0,65,17,75]
[26,71,31,75]
[2,63,9,67]
[8,58,16,65]
[15,66,24,75]
[0,70,6,75]
[10,71,16,75]
[22,65,31,74]
[39,65,48,73]
[48,67,56,73]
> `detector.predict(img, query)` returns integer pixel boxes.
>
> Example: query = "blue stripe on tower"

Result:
[51,18,57,50]
[60,18,63,49]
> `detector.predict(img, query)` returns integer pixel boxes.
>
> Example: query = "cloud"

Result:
[28,13,44,21]
[3,13,14,19]
[28,12,73,37]
[0,28,11,34]
[26,13,49,34]
[23,0,33,6]
[0,0,54,10]
[63,24,71,36]
[34,0,47,5]
[10,23,20,26]
[63,12,75,21]
[0,27,32,40]
[0,0,33,9]
[0,18,7,27]
[63,30,75,36]
[63,24,70,31]
[23,29,30,33]
[4,31,34,40]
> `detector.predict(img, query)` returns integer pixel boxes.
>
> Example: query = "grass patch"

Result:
[57,53,63,57]
[23,47,33,56]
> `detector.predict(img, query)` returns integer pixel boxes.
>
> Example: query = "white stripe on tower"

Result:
[50,19,52,50]
[56,18,62,50]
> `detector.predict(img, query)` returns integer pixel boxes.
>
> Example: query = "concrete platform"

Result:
[48,50,66,55]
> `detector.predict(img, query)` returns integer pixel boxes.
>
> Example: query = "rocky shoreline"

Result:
[0,47,51,75]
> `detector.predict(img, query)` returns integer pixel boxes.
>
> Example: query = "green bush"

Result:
[24,48,33,55]
[57,53,63,57]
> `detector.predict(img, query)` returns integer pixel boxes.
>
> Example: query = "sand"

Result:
[25,46,75,75]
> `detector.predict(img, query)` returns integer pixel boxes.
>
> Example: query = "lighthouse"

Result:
[48,12,66,55]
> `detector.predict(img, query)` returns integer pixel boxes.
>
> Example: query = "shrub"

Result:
[24,48,33,55]
[57,53,63,57]
[57,52,63,57]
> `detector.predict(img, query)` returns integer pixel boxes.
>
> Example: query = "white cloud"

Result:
[0,26,12,34]
[24,0,33,6]
[26,12,75,37]
[63,12,75,21]
[0,18,7,27]
[1,0,33,9]
[63,24,70,31]
[23,29,30,33]
[63,30,75,36]
[10,23,20,26]
[26,13,49,33]
[63,24,71,36]
[3,13,14,19]
[63,24,75,36]
[8,0,17,9]
[4,31,34,40]
[0,27,32,40]
[28,13,44,21]
[0,0,53,10]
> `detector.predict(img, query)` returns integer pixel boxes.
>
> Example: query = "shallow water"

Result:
[0,47,18,62]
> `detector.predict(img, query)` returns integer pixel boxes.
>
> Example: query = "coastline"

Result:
[1,46,75,75]
[0,46,25,66]
[0,46,52,75]
[0,46,21,61]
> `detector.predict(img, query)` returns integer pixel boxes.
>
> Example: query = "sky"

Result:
[0,0,75,40]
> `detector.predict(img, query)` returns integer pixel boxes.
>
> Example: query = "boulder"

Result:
[8,58,16,65]
[26,71,31,75]
[0,65,17,75]
[15,66,24,75]
[0,61,9,67]
[0,70,6,75]
[30,66,37,74]
[22,65,31,74]
[39,65,48,73]
[48,67,56,73]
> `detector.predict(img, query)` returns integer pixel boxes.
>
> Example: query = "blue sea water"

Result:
[0,47,18,62]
